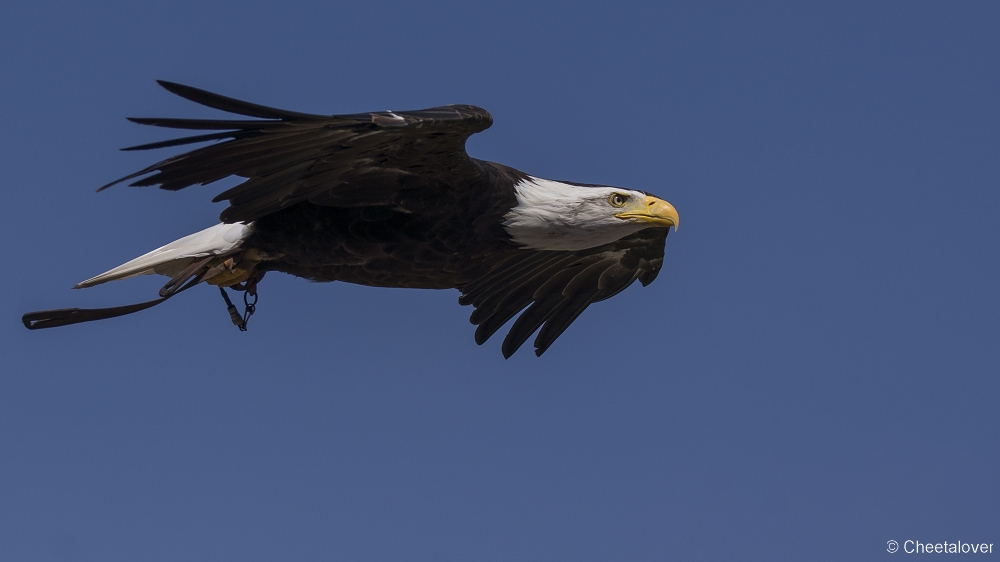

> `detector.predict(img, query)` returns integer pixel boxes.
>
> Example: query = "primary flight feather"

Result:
[23,81,679,357]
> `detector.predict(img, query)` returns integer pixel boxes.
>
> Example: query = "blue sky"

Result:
[2,1,998,560]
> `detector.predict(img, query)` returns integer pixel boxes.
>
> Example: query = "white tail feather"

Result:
[76,223,250,288]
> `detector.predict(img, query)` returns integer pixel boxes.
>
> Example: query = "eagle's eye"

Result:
[609,193,628,207]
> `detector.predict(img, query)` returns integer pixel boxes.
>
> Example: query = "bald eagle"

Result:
[22,82,679,357]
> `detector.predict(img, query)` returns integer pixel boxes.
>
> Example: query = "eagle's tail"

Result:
[75,222,250,288]
[22,222,261,330]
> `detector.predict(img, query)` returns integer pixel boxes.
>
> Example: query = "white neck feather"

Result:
[502,177,649,251]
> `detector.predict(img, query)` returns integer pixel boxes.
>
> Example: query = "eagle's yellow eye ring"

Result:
[609,193,628,207]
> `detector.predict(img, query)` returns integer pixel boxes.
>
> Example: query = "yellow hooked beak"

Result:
[615,196,679,231]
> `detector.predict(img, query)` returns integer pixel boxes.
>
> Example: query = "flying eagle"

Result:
[22,81,679,357]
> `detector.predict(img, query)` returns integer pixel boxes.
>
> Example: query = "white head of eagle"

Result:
[503,177,680,251]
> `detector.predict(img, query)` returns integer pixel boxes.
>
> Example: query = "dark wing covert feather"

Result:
[100,81,494,223]
[460,228,668,357]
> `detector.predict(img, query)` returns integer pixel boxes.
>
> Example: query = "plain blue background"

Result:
[3,2,998,560]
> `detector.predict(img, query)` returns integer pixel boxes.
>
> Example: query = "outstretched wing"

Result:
[100,81,494,223]
[460,228,669,357]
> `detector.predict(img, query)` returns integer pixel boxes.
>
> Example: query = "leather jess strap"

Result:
[21,270,207,330]
[22,295,174,330]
